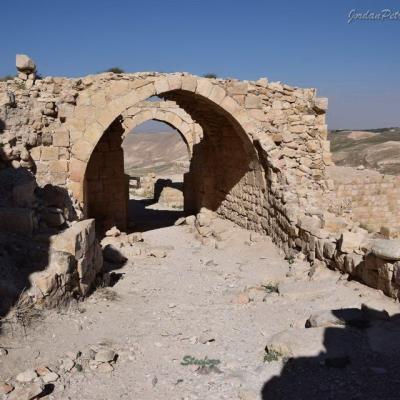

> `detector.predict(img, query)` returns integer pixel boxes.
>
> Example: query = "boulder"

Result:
[266,328,326,358]
[371,239,400,261]
[95,349,116,362]
[158,186,183,209]
[16,54,36,73]
[306,308,365,328]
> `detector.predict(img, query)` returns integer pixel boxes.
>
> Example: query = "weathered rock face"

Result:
[2,54,400,301]
[29,219,103,305]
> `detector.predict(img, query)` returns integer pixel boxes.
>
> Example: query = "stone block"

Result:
[244,94,262,109]
[71,140,93,162]
[53,127,70,147]
[41,146,59,161]
[50,219,96,260]
[371,239,400,261]
[340,231,366,253]
[49,160,68,173]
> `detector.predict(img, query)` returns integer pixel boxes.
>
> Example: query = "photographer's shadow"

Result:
[261,306,400,400]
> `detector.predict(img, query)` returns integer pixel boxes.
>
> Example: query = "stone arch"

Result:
[120,100,204,157]
[67,74,257,196]
[67,73,266,232]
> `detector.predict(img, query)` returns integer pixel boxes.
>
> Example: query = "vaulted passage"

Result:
[84,91,266,233]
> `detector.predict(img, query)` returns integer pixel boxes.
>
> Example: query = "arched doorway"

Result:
[69,75,267,234]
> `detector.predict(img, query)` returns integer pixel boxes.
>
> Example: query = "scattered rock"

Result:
[196,210,213,227]
[174,217,186,226]
[59,357,75,372]
[0,348,7,356]
[266,327,326,358]
[16,369,37,383]
[105,226,120,237]
[65,350,81,360]
[185,215,196,225]
[8,383,43,400]
[89,360,100,370]
[0,383,14,395]
[42,371,59,383]
[95,349,116,363]
[199,333,215,344]
[35,366,51,376]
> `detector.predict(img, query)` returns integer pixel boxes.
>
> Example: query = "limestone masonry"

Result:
[1,54,400,306]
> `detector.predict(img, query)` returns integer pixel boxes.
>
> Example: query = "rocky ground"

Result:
[1,213,400,400]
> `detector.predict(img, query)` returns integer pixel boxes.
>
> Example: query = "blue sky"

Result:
[1,0,399,129]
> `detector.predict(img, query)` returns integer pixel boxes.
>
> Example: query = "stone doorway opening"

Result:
[83,87,266,236]
[123,119,190,232]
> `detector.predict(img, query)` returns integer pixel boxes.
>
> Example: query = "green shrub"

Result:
[105,67,125,74]
[203,73,217,79]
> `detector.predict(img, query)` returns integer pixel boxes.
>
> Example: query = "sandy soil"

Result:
[1,222,400,399]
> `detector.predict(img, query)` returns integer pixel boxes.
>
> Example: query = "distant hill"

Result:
[122,131,189,176]
[328,127,400,175]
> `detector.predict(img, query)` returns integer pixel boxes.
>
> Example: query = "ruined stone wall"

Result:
[326,166,400,234]
[9,55,400,302]
[3,55,400,301]
[85,121,127,230]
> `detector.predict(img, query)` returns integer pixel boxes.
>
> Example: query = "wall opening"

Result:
[84,89,267,235]
[123,120,190,232]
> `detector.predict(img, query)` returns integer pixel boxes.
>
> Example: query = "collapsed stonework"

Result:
[1,54,400,307]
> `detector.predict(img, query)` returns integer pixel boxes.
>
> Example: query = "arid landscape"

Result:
[1,2,400,398]
[329,127,400,175]
[123,130,189,177]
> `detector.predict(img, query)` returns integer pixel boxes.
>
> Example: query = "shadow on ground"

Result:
[128,198,184,232]
[261,306,400,400]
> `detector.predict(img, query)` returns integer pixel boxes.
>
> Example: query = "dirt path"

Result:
[1,222,400,399]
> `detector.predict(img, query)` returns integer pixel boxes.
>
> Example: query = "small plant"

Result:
[105,67,125,74]
[263,349,283,363]
[287,255,295,265]
[0,75,14,82]
[203,73,217,79]
[14,81,26,90]
[262,283,279,294]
